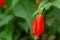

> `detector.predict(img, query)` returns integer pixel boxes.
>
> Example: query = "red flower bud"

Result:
[0,0,6,7]
[32,14,44,37]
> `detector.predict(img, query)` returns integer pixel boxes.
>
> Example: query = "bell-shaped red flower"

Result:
[0,0,6,7]
[32,14,44,37]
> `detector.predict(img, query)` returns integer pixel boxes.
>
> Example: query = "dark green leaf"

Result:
[13,0,36,31]
[0,26,14,40]
[0,15,14,27]
[18,18,29,33]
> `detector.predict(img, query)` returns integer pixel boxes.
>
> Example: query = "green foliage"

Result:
[0,0,60,40]
[53,0,60,9]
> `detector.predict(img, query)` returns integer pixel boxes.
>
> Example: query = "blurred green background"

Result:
[0,0,60,40]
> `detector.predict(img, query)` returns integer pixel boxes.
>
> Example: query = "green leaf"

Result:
[47,23,57,35]
[0,15,14,27]
[13,0,36,31]
[44,2,53,10]
[46,7,60,22]
[13,0,37,39]
[5,0,12,7]
[17,18,29,33]
[53,0,60,9]
[0,26,14,40]
[45,7,60,34]
[53,8,60,22]
[57,24,60,34]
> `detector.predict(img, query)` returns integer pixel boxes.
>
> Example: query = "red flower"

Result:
[32,14,44,37]
[0,0,6,7]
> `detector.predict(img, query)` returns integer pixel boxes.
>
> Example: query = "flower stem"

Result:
[34,36,39,40]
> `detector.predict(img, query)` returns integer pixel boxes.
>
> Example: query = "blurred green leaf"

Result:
[53,0,60,9]
[0,26,14,40]
[0,15,14,27]
[57,25,60,34]
[13,0,37,39]
[13,0,36,33]
[46,7,60,35]
[53,8,60,22]
[46,7,60,22]
[48,23,57,35]
[18,18,29,33]
[44,2,53,10]
[5,0,12,7]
